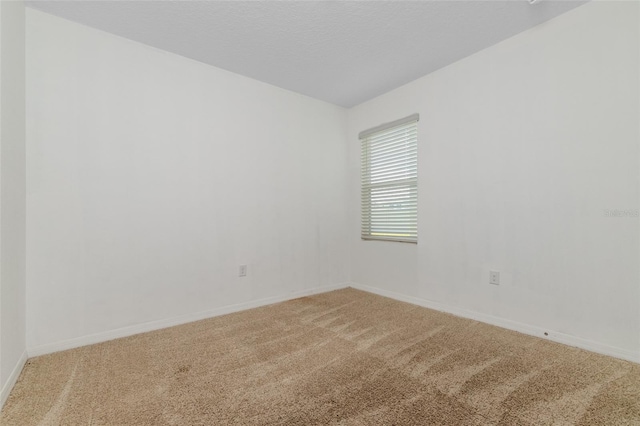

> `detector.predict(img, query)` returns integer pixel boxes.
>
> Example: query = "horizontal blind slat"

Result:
[363,143,417,161]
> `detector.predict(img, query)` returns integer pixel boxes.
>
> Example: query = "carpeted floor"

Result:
[2,288,639,425]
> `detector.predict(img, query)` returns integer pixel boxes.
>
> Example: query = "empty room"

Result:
[0,0,639,424]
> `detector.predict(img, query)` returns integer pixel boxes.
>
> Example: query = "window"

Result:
[360,114,418,243]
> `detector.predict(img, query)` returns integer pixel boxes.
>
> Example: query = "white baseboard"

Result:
[26,281,639,363]
[28,283,350,358]
[1,350,28,410]
[349,282,640,364]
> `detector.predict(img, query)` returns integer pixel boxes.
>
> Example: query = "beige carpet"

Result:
[2,288,639,425]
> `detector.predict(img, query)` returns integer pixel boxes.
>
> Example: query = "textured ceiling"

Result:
[26,1,588,108]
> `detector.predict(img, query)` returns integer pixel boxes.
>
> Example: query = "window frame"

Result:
[360,114,419,244]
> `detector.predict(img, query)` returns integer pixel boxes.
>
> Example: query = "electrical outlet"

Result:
[238,265,247,277]
[489,271,500,285]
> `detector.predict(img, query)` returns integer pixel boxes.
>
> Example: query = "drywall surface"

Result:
[348,1,640,360]
[0,0,27,407]
[26,9,349,351]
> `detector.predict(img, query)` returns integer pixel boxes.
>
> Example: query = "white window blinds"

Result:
[360,114,418,243]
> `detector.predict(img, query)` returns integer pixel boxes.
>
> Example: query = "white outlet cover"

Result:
[489,271,500,285]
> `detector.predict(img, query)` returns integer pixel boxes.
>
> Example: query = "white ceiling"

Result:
[26,0,588,108]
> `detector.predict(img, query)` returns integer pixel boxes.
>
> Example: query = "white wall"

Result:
[23,1,640,364]
[0,0,27,407]
[348,1,640,361]
[26,9,350,353]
